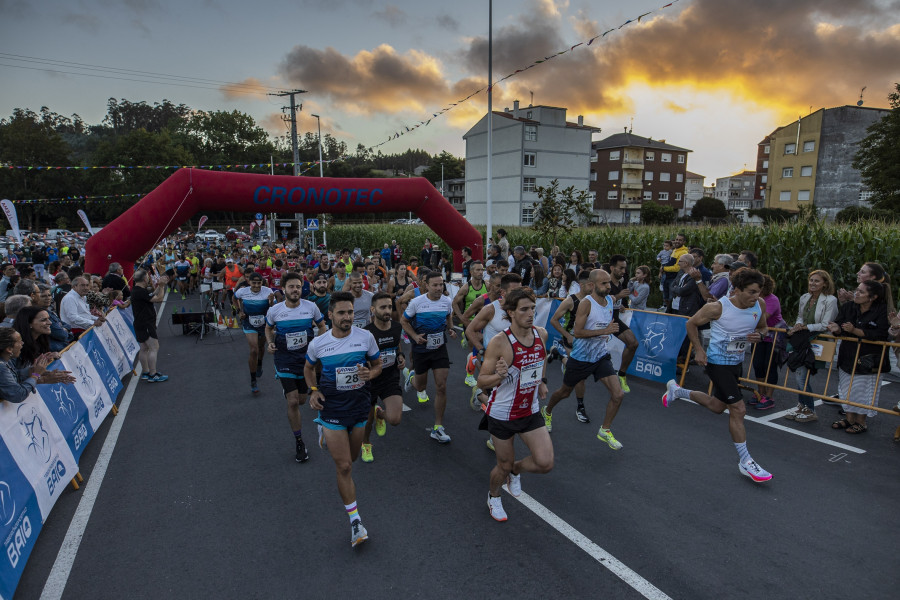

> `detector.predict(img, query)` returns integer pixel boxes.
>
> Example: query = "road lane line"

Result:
[744,416,865,454]
[507,490,672,600]
[41,292,167,599]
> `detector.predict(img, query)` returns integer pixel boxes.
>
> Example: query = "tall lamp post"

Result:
[311,114,325,248]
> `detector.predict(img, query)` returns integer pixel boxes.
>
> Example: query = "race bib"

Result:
[285,331,308,351]
[353,319,367,328]
[336,366,364,391]
[426,332,444,350]
[518,361,543,390]
[249,315,265,327]
[726,336,749,353]
[381,348,396,368]
[273,278,281,287]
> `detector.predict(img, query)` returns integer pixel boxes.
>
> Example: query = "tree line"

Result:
[0,98,465,230]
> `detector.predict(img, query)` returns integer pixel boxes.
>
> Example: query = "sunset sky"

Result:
[1,0,898,183]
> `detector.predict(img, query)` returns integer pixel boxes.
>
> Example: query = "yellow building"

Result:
[764,110,823,211]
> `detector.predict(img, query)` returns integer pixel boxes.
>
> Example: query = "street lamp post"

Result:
[310,114,324,178]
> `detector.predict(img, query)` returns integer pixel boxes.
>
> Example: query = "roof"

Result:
[685,171,705,180]
[592,132,691,153]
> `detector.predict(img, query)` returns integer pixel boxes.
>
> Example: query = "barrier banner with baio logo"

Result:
[0,436,44,600]
[623,310,688,384]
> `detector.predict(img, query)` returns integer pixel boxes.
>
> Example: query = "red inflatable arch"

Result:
[85,169,482,278]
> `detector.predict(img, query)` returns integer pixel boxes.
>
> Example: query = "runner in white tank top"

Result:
[661,268,773,483]
[477,287,553,522]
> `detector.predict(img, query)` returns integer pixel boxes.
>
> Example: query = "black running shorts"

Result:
[479,412,545,440]
[705,363,744,404]
[563,355,615,388]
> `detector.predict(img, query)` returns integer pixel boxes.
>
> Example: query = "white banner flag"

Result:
[105,309,139,364]
[76,209,92,232]
[59,344,114,431]
[197,215,208,231]
[1,199,21,243]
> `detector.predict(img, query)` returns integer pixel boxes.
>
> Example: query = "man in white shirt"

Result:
[59,276,105,338]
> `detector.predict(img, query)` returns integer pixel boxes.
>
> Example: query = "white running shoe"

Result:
[430,425,451,443]
[487,495,507,522]
[783,403,804,421]
[464,374,477,387]
[739,460,773,483]
[350,520,368,547]
[402,367,412,391]
[662,379,680,408]
[505,473,522,497]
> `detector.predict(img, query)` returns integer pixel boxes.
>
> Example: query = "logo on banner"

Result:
[90,346,119,395]
[5,512,32,568]
[641,322,668,358]
[17,405,52,463]
[0,481,15,527]
[51,387,78,423]
[76,360,98,397]
[112,318,137,355]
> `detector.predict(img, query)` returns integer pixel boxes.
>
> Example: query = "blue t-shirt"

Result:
[265,300,324,378]
[306,327,380,421]
[403,293,452,354]
[235,286,273,329]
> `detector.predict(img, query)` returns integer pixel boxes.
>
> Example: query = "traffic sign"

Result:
[255,212,264,220]
[306,218,319,230]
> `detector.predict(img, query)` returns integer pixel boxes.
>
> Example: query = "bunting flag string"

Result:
[1,159,344,172]
[8,193,150,204]
[364,0,683,152]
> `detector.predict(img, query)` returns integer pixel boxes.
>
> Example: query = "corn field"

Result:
[323,221,900,318]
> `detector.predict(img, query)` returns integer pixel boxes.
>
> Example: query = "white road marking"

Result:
[402,403,411,412]
[744,416,865,454]
[757,399,824,422]
[506,490,672,600]
[41,293,167,599]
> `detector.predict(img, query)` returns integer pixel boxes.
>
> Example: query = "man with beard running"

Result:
[304,292,382,547]
[235,272,274,394]
[266,272,327,463]
[604,254,639,393]
[400,271,457,443]
[547,269,592,422]
[542,269,626,450]
[478,287,553,522]
[360,292,407,463]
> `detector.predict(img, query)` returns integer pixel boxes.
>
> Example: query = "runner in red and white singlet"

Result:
[485,326,545,421]
[477,287,554,522]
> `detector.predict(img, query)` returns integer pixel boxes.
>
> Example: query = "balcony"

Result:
[619,181,643,190]
[620,201,643,209]
[622,158,644,169]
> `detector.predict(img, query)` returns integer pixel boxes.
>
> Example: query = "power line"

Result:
[0,52,284,93]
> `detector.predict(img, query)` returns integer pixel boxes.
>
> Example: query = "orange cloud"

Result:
[219,77,271,100]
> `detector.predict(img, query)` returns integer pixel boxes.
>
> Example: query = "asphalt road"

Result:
[13,293,900,600]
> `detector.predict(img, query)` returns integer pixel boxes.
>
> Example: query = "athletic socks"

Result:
[293,429,303,442]
[618,370,627,377]
[345,501,360,524]
[576,397,585,409]
[250,371,257,383]
[674,386,693,400]
[735,442,752,464]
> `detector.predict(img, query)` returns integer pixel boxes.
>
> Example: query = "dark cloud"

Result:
[461,0,900,117]
[436,14,460,32]
[372,5,407,28]
[279,44,450,115]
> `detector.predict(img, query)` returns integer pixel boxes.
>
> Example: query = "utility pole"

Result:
[269,89,307,242]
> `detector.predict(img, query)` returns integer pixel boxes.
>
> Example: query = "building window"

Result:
[676,173,684,182]
[763,160,769,169]
[644,171,654,181]
[590,152,598,162]
[744,180,751,187]
[803,140,814,152]
[761,175,767,183]
[798,190,811,202]
[524,152,536,167]
[607,191,618,201]
[608,170,619,181]
[645,151,655,161]
[782,167,793,178]
[522,207,535,224]
[660,172,671,182]
[677,155,685,164]
[524,125,537,141]
[643,191,652,201]
[526,111,533,119]
[589,191,596,203]
[764,145,770,154]
[800,165,812,177]
[675,192,682,201]
[785,142,796,155]
[523,177,536,192]
[859,189,874,203]
[661,153,672,163]
[779,190,791,202]
[659,192,669,201]
[590,171,598,181]
[610,150,621,161]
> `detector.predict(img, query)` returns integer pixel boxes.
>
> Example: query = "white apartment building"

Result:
[463,102,598,226]
[682,171,705,216]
